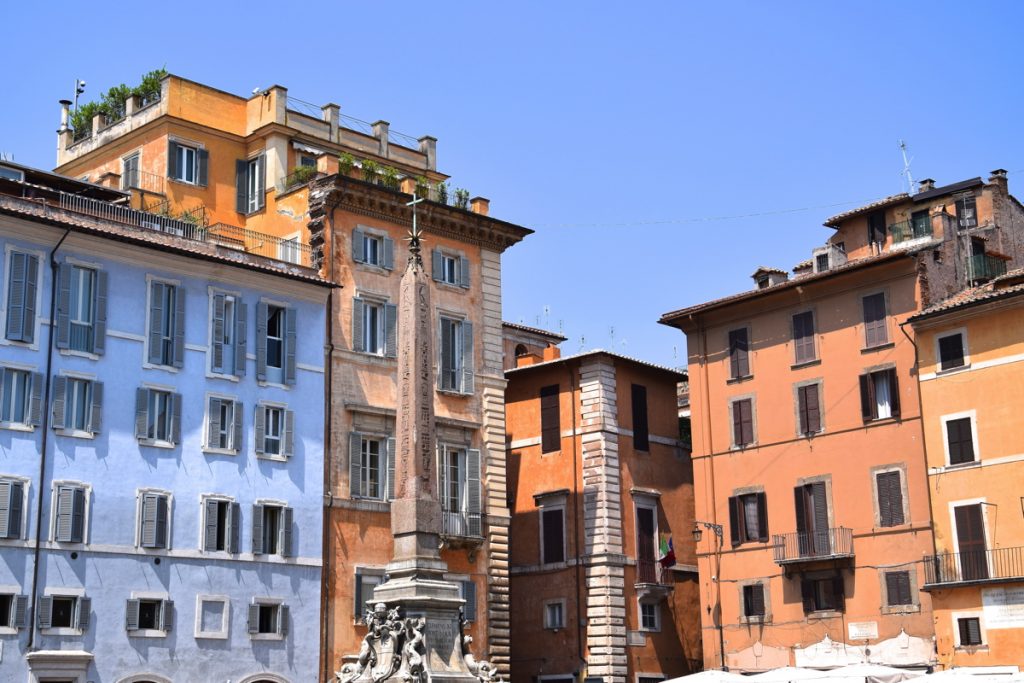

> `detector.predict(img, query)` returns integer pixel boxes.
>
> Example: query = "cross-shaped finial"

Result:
[406,195,426,264]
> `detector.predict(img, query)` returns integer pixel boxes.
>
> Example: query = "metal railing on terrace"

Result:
[60,193,204,240]
[889,213,955,244]
[772,527,854,565]
[123,170,166,195]
[205,223,311,267]
[441,509,482,539]
[925,547,1024,587]
[969,253,1008,282]
[284,96,422,150]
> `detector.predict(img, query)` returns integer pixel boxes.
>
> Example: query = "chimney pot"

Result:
[58,100,72,132]
[918,178,936,192]
[989,169,1009,193]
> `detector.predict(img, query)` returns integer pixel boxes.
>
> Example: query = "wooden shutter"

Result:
[283,410,295,457]
[744,584,765,617]
[78,597,93,630]
[55,485,74,542]
[125,598,140,630]
[168,141,179,178]
[212,294,226,371]
[160,599,174,631]
[229,502,241,553]
[251,504,264,554]
[955,504,988,580]
[439,319,452,390]
[632,384,649,451]
[728,495,741,546]
[141,493,159,547]
[732,401,744,446]
[948,417,975,464]
[281,507,294,558]
[542,508,565,563]
[384,303,397,358]
[172,286,185,369]
[278,604,289,636]
[432,248,443,281]
[794,485,808,536]
[462,580,477,622]
[170,392,182,444]
[71,487,86,543]
[5,252,32,342]
[0,480,12,538]
[235,160,248,213]
[134,388,149,439]
[234,301,248,376]
[254,405,266,455]
[461,321,474,394]
[729,328,749,378]
[256,154,266,210]
[887,369,901,418]
[756,492,769,541]
[197,148,209,187]
[231,401,243,452]
[349,432,363,497]
[832,575,846,611]
[799,384,820,435]
[352,298,365,353]
[810,482,828,533]
[467,449,482,536]
[459,255,471,288]
[733,399,753,446]
[793,312,815,363]
[255,302,268,380]
[93,270,108,355]
[148,282,164,364]
[37,595,52,628]
[540,385,561,453]
[155,495,168,548]
[284,308,297,385]
[29,372,43,427]
[959,617,982,646]
[859,374,874,422]
[55,263,71,348]
[203,499,219,551]
[88,381,103,434]
[885,571,911,606]
[383,235,395,270]
[863,294,888,347]
[352,227,366,263]
[939,334,965,370]
[800,579,815,613]
[876,471,904,527]
[13,595,27,628]
[207,398,222,449]
[354,570,365,618]
[386,437,396,501]
[247,603,260,633]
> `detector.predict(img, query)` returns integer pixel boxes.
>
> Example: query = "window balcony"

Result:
[923,547,1024,589]
[889,219,932,243]
[772,527,854,565]
[969,253,1008,283]
[441,509,482,539]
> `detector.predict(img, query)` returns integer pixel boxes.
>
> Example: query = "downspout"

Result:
[567,362,585,673]
[27,228,70,650]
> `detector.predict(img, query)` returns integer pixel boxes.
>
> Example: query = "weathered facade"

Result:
[505,344,701,683]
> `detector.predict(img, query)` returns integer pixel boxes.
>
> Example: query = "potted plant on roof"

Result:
[381,165,400,190]
[453,188,470,209]
[361,159,379,184]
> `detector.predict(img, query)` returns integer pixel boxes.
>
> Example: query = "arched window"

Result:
[515,344,528,357]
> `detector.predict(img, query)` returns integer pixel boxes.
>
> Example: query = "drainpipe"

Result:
[27,228,70,650]
[567,362,586,673]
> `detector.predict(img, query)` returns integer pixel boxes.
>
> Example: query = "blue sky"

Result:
[2,2,1022,367]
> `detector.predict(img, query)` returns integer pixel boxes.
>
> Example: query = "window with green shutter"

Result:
[438,317,473,394]
[148,280,184,368]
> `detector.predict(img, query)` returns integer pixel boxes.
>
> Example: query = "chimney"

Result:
[322,103,340,141]
[372,120,390,159]
[58,100,72,132]
[989,169,1008,194]
[918,178,935,193]
[470,196,490,216]
[542,345,561,362]
[419,135,437,171]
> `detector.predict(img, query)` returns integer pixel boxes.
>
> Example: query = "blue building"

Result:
[0,162,331,683]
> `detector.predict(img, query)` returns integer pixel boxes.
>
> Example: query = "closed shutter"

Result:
[232,401,243,452]
[948,418,975,464]
[172,287,185,368]
[13,595,27,628]
[631,384,649,451]
[885,571,912,606]
[461,322,474,394]
[955,504,988,581]
[247,603,260,633]
[93,270,108,355]
[733,399,753,446]
[37,595,52,628]
[141,493,159,547]
[197,148,209,187]
[207,398,222,449]
[876,471,904,527]
[462,580,477,622]
[439,319,452,390]
[384,303,397,358]
[383,235,395,270]
[77,596,91,630]
[147,281,164,364]
[55,485,74,542]
[0,480,12,538]
[203,499,219,551]
[729,328,749,378]
[349,432,363,497]
[728,495,741,546]
[170,392,182,444]
[125,598,140,630]
[160,599,174,631]
[863,294,888,347]
[88,381,103,434]
[793,312,815,363]
[71,487,86,543]
[255,302,268,380]
[432,248,443,282]
[799,384,820,435]
[29,372,43,427]
[284,308,296,385]
[55,263,71,348]
[887,369,901,418]
[134,388,149,439]
[540,385,561,453]
[280,507,293,558]
[6,252,38,343]
[251,504,264,554]
[386,437,396,501]
[352,298,365,352]
[212,294,226,371]
[744,584,765,617]
[254,405,266,455]
[354,570,365,618]
[229,502,241,553]
[467,448,482,536]
[352,227,366,263]
[168,141,179,178]
[756,493,769,541]
[155,494,168,548]
[235,160,248,213]
[234,301,248,376]
[960,617,982,646]
[256,154,266,210]
[283,410,295,457]
[810,482,828,534]
[859,374,874,422]
[459,255,471,288]
[939,334,965,370]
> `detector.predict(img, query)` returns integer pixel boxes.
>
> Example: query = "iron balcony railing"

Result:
[889,213,956,244]
[772,527,854,565]
[205,223,311,267]
[924,547,1024,588]
[636,557,673,586]
[60,192,203,240]
[969,253,1008,282]
[123,170,166,195]
[441,509,482,539]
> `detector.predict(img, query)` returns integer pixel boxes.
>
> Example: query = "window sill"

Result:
[739,615,771,625]
[863,416,899,426]
[256,453,289,463]
[195,630,229,640]
[791,359,821,370]
[167,177,201,188]
[55,429,95,440]
[207,370,241,383]
[257,380,292,391]
[955,645,989,652]
[59,348,100,361]
[203,447,239,457]
[0,422,35,432]
[861,342,895,354]
[436,389,472,398]
[0,626,17,635]
[638,626,662,634]
[0,338,39,350]
[41,627,83,636]
[127,628,168,638]
[726,375,753,385]
[805,610,843,620]
[142,362,180,374]
[138,439,177,450]
[249,632,285,641]
[937,364,970,376]
[354,262,394,274]
[881,604,920,615]
[435,280,468,291]
[730,442,757,451]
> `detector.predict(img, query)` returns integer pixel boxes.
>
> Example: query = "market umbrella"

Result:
[749,667,832,683]
[662,670,747,683]
[822,664,924,683]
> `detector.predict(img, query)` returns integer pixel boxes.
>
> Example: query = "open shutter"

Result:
[167,141,179,178]
[71,487,86,543]
[384,303,397,358]
[257,154,266,210]
[170,392,182,444]
[439,319,451,390]
[8,481,22,540]
[859,374,874,422]
[352,298,365,352]
[0,481,11,538]
[832,575,846,611]
[172,286,185,368]
[212,294,226,371]
[349,432,363,498]
[13,595,27,628]
[93,270,108,355]
[432,248,443,281]
[88,381,103,433]
[254,405,266,455]
[135,388,149,439]
[732,401,744,446]
[283,410,295,457]
[284,308,297,385]
[383,235,395,270]
[141,494,158,547]
[207,398,222,449]
[387,437,396,501]
[467,448,482,536]
[4,253,26,342]
[55,263,71,348]
[729,329,749,378]
[754,493,768,541]
[229,502,241,553]
[354,570,364,618]
[279,604,289,636]
[800,580,815,613]
[235,160,248,213]
[77,596,91,630]
[251,504,264,555]
[161,599,174,632]
[794,486,807,536]
[37,595,52,629]
[728,496,741,546]
[234,301,248,376]
[462,580,477,621]
[247,603,260,633]
[461,321,474,394]
[232,401,243,452]
[280,507,293,558]
[885,572,901,606]
[197,148,209,187]
[55,486,73,541]
[125,598,140,630]
[155,495,168,548]
[148,282,164,364]
[888,369,901,418]
[459,255,471,288]
[29,373,43,427]
[255,302,268,380]
[750,585,765,616]
[203,499,219,551]
[352,228,366,263]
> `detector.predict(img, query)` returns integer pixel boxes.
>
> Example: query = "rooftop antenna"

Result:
[578,335,585,353]
[899,140,915,195]
[73,79,86,113]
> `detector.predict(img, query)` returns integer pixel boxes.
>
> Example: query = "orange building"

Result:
[504,335,701,683]
[54,73,532,679]
[660,171,1024,670]
[909,271,1024,669]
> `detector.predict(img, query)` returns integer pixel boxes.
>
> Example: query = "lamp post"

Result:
[693,521,727,671]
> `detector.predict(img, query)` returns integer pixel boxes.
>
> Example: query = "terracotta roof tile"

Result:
[910,269,1024,321]
[823,193,909,227]
[502,321,567,342]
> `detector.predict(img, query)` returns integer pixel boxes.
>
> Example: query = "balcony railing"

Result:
[772,527,854,565]
[969,253,1008,282]
[889,219,932,243]
[924,547,1024,588]
[123,170,166,195]
[441,509,482,539]
[205,223,312,267]
[636,557,673,586]
[60,192,203,240]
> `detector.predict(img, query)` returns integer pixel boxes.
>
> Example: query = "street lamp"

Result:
[692,521,723,544]
[693,520,727,670]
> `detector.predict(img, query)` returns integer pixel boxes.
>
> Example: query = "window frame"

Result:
[246,155,263,214]
[631,383,650,452]
[353,567,386,622]
[39,587,89,635]
[879,567,920,614]
[0,475,30,540]
[2,245,45,349]
[256,297,296,387]
[63,261,99,356]
[801,573,845,615]
[861,291,891,350]
[199,494,238,554]
[49,481,90,544]
[859,365,900,423]
[738,580,770,624]
[793,379,824,437]
[638,599,661,632]
[169,139,203,185]
[728,489,768,546]
[144,275,183,371]
[0,589,28,633]
[942,410,979,467]
[953,611,986,648]
[207,288,245,380]
[935,328,970,373]
[255,401,294,460]
[437,312,473,395]
[0,364,39,430]
[249,597,288,640]
[543,598,566,630]
[203,392,242,455]
[252,499,293,558]
[791,309,817,365]
[728,394,756,449]
[135,488,173,550]
[537,493,567,566]
[195,594,230,640]
[871,463,909,529]
[727,326,752,381]
[121,150,141,190]
[539,384,561,454]
[125,591,173,638]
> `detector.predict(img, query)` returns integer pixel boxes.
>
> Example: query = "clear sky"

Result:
[2,2,1022,368]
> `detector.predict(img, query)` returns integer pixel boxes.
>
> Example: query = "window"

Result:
[354,568,385,620]
[255,404,294,458]
[147,280,183,368]
[743,584,766,618]
[134,387,181,445]
[195,596,229,639]
[958,617,983,647]
[728,328,750,379]
[954,504,989,581]
[252,503,293,557]
[946,416,976,465]
[52,484,87,543]
[432,249,470,288]
[884,571,913,607]
[801,575,844,613]
[938,332,967,371]
[635,502,659,583]
[126,597,173,633]
[859,368,900,422]
[248,601,288,638]
[168,140,207,185]
[731,397,754,447]
[862,293,889,348]
[911,210,930,238]
[0,165,24,182]
[639,601,660,631]
[792,311,816,364]
[540,384,560,453]
[257,302,296,385]
[235,154,265,213]
[0,478,26,539]
[795,481,831,557]
[122,152,140,190]
[728,492,768,545]
[544,600,565,630]
[815,253,830,272]
[138,492,170,549]
[56,264,105,354]
[5,250,39,343]
[1,368,40,428]
[299,154,317,168]
[956,195,978,229]
[211,293,246,376]
[632,384,649,451]
[439,445,482,537]
[797,383,822,436]
[438,316,474,394]
[202,497,240,553]
[867,211,886,246]
[38,594,90,631]
[352,297,397,357]
[206,397,242,452]
[540,502,566,565]
[0,592,28,629]
[349,433,395,500]
[352,228,395,270]
[875,470,905,527]
[52,376,102,435]
[459,579,477,622]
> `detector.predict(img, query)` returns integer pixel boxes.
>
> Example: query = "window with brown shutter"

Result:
[876,470,905,527]
[631,384,649,451]
[947,417,976,465]
[955,504,988,581]
[729,328,750,379]
[859,368,900,422]
[862,293,889,348]
[743,584,765,617]
[798,383,821,435]
[729,492,769,546]
[801,575,845,613]
[884,570,913,606]
[793,312,816,364]
[958,617,983,646]
[938,333,966,371]
[732,398,754,447]
[540,385,560,453]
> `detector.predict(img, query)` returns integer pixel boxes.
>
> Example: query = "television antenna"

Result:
[899,140,915,194]
[73,79,86,113]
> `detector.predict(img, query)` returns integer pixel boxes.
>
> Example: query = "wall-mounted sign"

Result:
[848,621,879,640]
[983,587,1024,629]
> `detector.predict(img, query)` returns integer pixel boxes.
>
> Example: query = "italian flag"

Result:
[658,534,676,567]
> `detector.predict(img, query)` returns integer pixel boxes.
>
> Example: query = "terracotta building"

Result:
[659,171,1024,670]
[53,73,532,679]
[504,337,701,683]
[909,270,1024,669]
